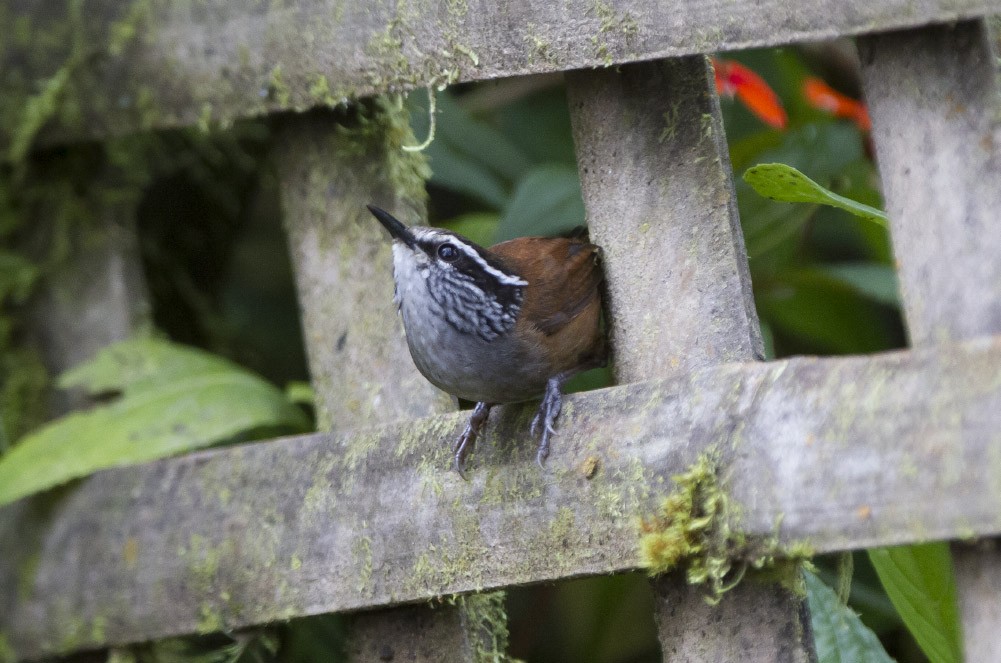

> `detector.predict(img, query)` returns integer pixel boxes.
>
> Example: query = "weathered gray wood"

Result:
[345,594,508,662]
[23,175,150,412]
[272,105,499,663]
[5,0,1001,151]
[859,21,1001,662]
[654,575,815,662]
[567,57,762,379]
[567,57,809,663]
[273,106,452,431]
[953,540,1001,663]
[858,21,1001,346]
[3,335,995,659]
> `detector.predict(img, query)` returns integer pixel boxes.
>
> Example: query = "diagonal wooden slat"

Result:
[5,0,1001,151]
[859,19,1001,663]
[3,336,1001,659]
[567,56,813,662]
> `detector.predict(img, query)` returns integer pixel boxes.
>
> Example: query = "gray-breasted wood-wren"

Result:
[367,205,606,476]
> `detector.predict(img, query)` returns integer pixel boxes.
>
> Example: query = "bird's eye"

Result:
[437,243,459,261]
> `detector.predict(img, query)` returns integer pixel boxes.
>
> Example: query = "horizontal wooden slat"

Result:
[3,335,1001,658]
[4,0,1001,150]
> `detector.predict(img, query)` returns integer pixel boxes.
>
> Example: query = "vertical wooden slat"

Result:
[273,107,452,431]
[567,57,815,662]
[272,105,506,663]
[25,172,150,412]
[858,21,1001,346]
[858,20,1001,663]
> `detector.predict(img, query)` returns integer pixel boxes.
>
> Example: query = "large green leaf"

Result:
[756,269,896,354]
[439,212,501,247]
[0,250,39,303]
[495,164,585,241]
[869,544,962,663]
[408,90,532,208]
[819,263,900,307]
[805,570,895,663]
[743,163,887,226]
[0,338,311,507]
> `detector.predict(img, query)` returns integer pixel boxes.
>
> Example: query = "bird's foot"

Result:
[531,376,567,467]
[453,402,492,479]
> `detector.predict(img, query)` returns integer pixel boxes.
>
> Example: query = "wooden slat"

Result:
[566,57,762,378]
[858,21,1001,346]
[4,336,1001,659]
[567,57,813,663]
[271,106,502,663]
[22,169,150,413]
[273,107,451,431]
[5,0,1001,150]
[858,20,1001,663]
[654,575,814,661]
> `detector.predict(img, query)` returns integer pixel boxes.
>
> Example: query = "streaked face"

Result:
[393,226,526,342]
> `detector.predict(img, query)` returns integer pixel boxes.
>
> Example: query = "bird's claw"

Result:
[452,402,492,478]
[532,378,564,468]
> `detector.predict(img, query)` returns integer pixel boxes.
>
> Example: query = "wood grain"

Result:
[3,336,1001,658]
[4,0,1001,150]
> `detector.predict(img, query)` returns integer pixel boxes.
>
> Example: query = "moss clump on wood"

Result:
[638,451,813,604]
[458,592,510,663]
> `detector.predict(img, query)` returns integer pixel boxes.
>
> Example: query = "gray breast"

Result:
[398,294,548,404]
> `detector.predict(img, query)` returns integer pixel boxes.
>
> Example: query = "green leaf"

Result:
[423,143,510,209]
[284,381,315,407]
[869,543,962,663]
[0,338,311,507]
[743,163,887,226]
[0,250,40,303]
[757,269,896,354]
[819,263,900,307]
[432,92,533,183]
[495,164,585,241]
[408,90,532,208]
[440,212,501,247]
[805,570,895,663]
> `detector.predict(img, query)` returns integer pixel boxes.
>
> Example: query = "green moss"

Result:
[406,506,489,594]
[638,451,813,604]
[196,603,223,634]
[187,534,223,595]
[658,103,682,144]
[107,0,152,57]
[0,348,48,452]
[459,592,510,663]
[308,74,337,106]
[0,633,14,663]
[196,102,214,133]
[268,65,292,107]
[3,0,158,160]
[90,615,107,643]
[352,534,374,594]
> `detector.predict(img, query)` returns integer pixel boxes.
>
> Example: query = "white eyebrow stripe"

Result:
[412,227,528,287]
[452,240,528,286]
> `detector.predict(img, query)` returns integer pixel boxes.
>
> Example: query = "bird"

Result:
[366,205,606,476]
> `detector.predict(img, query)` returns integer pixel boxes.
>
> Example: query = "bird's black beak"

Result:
[367,205,417,249]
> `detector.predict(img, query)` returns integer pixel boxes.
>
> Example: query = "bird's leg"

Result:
[531,372,573,467]
[453,401,492,478]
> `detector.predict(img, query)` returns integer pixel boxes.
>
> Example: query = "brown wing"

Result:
[489,236,603,336]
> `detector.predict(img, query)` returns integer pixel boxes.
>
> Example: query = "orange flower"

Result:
[712,58,788,130]
[803,77,871,132]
